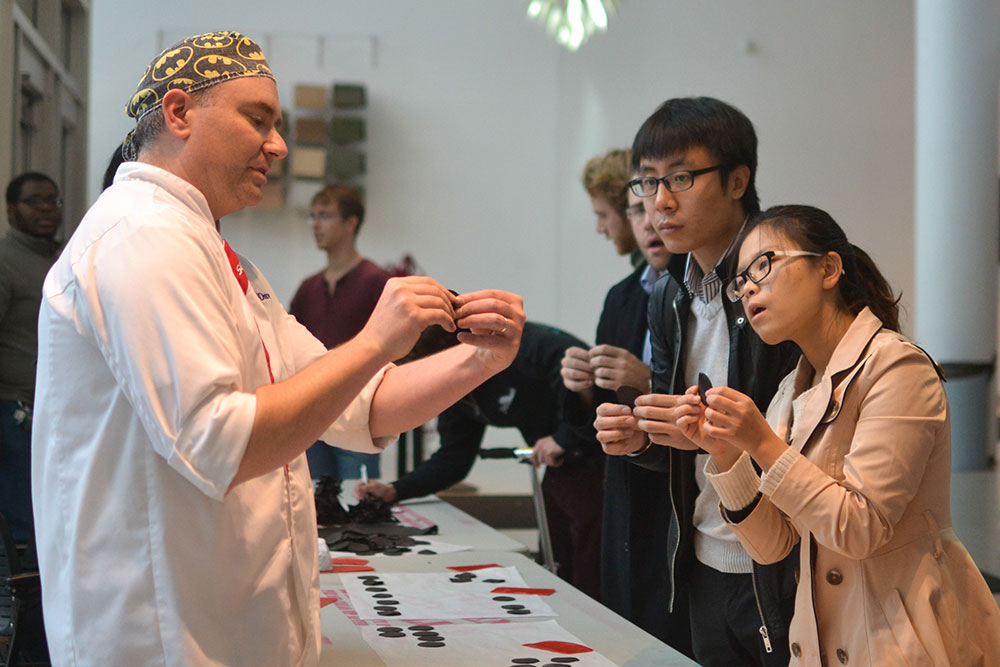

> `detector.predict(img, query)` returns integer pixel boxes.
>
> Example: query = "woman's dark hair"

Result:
[749,204,901,331]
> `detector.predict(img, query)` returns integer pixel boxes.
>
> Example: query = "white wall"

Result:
[89,0,916,336]
[552,1,916,335]
[88,0,918,489]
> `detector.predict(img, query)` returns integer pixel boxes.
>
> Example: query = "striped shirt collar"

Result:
[640,263,661,295]
[683,215,749,303]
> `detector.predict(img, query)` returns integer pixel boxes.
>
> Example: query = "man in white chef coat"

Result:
[31,31,524,666]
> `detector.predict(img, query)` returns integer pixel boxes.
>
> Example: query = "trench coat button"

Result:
[825,400,839,419]
[825,569,843,585]
[791,642,802,658]
[837,647,849,663]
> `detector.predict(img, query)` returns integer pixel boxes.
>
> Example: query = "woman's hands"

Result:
[675,385,787,472]
[596,385,787,472]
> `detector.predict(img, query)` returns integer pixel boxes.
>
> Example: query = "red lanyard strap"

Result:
[222,240,274,383]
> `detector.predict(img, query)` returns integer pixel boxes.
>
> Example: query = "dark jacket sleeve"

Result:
[563,268,645,432]
[391,403,486,501]
[515,324,599,457]
[629,272,676,472]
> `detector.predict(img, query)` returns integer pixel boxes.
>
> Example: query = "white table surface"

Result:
[392,496,529,553]
[317,549,697,666]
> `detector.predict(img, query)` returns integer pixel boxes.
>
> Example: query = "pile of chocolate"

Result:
[314,474,393,525]
[323,531,438,557]
[314,475,350,525]
[314,475,438,556]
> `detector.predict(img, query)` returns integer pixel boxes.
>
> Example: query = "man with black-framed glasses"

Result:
[594,97,799,666]
[1,172,63,563]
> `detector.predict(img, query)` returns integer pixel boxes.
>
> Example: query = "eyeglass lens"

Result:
[727,253,772,302]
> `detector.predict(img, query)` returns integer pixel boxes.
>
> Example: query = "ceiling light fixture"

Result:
[526,0,616,52]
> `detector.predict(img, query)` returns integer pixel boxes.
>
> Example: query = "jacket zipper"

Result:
[666,296,684,613]
[726,293,772,652]
[750,567,774,653]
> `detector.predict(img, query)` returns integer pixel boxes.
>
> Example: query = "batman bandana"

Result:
[122,31,274,159]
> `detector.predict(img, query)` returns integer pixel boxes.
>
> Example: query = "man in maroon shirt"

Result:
[290,184,390,480]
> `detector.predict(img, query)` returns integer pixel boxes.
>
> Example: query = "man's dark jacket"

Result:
[630,250,800,657]
[564,264,687,651]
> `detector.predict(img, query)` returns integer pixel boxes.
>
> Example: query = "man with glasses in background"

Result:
[594,97,798,665]
[291,184,391,481]
[1,172,63,556]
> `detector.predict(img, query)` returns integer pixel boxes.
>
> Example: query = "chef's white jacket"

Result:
[32,162,391,666]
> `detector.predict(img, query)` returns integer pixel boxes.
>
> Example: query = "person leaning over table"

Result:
[673,205,1000,666]
[30,31,525,667]
[356,322,606,601]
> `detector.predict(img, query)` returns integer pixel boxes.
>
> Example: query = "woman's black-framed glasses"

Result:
[628,165,724,197]
[725,250,824,303]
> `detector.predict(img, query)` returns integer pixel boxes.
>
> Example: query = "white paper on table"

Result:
[359,619,617,666]
[329,536,470,559]
[342,566,555,620]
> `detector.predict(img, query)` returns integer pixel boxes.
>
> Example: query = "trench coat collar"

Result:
[783,307,883,452]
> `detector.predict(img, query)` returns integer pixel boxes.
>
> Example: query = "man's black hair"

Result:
[102,144,129,191]
[631,96,759,215]
[6,171,57,206]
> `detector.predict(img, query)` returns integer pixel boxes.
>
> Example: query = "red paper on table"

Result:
[522,640,594,654]
[319,596,338,608]
[446,563,501,572]
[490,586,556,596]
[332,557,370,565]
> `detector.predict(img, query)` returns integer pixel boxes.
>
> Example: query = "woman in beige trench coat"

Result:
[674,205,1000,666]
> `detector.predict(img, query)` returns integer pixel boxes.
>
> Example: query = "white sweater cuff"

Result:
[705,452,761,511]
[760,446,801,497]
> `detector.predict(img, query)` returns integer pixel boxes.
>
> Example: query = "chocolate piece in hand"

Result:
[698,372,712,407]
[447,288,471,334]
[616,385,643,409]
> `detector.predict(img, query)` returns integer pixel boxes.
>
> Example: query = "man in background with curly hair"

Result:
[581,148,641,267]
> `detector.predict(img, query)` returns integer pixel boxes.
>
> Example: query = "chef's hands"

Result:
[359,279,524,375]
[451,289,526,374]
[360,277,459,362]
